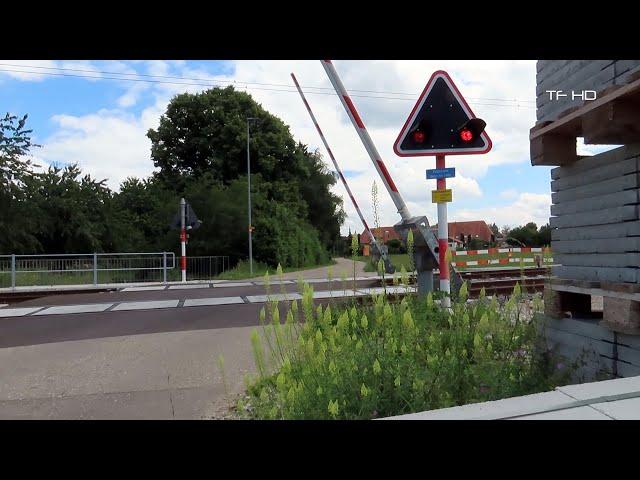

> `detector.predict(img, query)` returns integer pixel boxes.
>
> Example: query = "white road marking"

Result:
[0,307,44,318]
[167,284,210,290]
[246,293,303,303]
[121,286,167,292]
[183,297,245,307]
[112,300,180,311]
[33,304,113,315]
[213,282,253,288]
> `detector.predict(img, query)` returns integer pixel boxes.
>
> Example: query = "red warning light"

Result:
[459,129,473,142]
[413,130,426,143]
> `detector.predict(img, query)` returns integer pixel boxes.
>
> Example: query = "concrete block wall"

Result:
[536,60,640,124]
[539,315,640,381]
[550,145,640,283]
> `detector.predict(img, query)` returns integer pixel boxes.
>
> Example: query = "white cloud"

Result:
[500,188,518,200]
[28,60,544,233]
[0,60,58,81]
[454,192,551,229]
[40,109,155,189]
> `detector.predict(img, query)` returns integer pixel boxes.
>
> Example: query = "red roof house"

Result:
[360,220,493,245]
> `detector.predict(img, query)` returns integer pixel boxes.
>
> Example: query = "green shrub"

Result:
[238,282,572,420]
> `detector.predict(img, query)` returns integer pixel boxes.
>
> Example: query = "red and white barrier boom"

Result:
[321,60,452,295]
[291,73,394,274]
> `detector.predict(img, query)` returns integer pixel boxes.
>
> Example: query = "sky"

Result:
[0,60,613,236]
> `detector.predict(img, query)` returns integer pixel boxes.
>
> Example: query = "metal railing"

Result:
[183,256,231,281]
[0,253,232,289]
[0,253,177,288]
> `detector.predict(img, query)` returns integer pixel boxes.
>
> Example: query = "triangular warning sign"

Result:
[393,70,492,157]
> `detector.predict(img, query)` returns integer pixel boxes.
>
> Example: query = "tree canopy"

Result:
[0,86,346,268]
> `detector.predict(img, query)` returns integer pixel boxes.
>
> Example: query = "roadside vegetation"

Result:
[232,244,572,419]
[236,276,571,420]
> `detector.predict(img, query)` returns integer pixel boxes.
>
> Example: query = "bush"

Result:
[238,280,572,420]
[386,238,406,254]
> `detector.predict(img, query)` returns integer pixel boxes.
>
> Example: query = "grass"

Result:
[215,258,337,281]
[0,270,165,288]
[355,254,412,272]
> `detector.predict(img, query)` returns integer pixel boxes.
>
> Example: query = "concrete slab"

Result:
[246,293,303,303]
[214,282,253,288]
[0,326,257,412]
[0,307,44,318]
[556,375,640,401]
[167,284,211,290]
[253,280,294,286]
[511,405,612,420]
[590,397,640,420]
[171,385,227,419]
[312,290,360,299]
[33,303,113,316]
[112,300,179,311]
[0,390,174,420]
[183,297,244,307]
[385,390,575,420]
[361,286,415,295]
[121,286,167,292]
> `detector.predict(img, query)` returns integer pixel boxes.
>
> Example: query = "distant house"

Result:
[359,227,402,245]
[360,220,494,253]
[433,220,495,246]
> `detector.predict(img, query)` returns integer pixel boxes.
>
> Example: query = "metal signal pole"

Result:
[180,197,187,283]
[436,155,451,307]
[247,117,258,276]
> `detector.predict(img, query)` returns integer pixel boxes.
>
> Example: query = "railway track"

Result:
[460,266,551,297]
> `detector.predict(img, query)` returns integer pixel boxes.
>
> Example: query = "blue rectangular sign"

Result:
[426,168,456,180]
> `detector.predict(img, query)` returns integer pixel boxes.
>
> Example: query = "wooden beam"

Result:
[530,134,577,166]
[530,76,640,141]
[582,100,640,144]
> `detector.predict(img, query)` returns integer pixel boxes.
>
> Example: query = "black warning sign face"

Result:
[393,70,492,156]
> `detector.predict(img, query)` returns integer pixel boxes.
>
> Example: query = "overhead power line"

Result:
[0,65,536,109]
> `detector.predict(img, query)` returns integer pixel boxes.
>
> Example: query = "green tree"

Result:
[20,165,112,253]
[0,113,41,253]
[147,87,344,266]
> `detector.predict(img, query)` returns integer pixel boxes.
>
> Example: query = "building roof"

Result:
[433,221,494,242]
[360,221,493,244]
[359,227,402,245]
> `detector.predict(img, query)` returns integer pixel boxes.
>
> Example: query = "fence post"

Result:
[163,252,167,284]
[93,253,98,286]
[11,254,16,289]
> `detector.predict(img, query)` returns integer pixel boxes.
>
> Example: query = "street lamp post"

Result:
[247,117,258,276]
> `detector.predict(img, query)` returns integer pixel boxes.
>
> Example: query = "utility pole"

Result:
[247,117,258,276]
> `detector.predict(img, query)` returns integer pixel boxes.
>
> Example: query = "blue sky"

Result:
[2,60,605,234]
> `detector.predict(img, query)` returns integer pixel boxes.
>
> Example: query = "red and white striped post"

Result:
[180,197,187,283]
[290,73,386,261]
[435,155,450,307]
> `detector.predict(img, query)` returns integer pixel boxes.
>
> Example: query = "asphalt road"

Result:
[0,278,382,348]
[0,275,389,419]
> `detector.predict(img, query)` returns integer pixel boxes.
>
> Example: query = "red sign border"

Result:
[393,70,492,157]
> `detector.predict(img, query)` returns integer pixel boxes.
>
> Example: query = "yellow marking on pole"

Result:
[431,189,452,203]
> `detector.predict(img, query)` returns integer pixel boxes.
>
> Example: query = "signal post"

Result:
[394,70,492,305]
